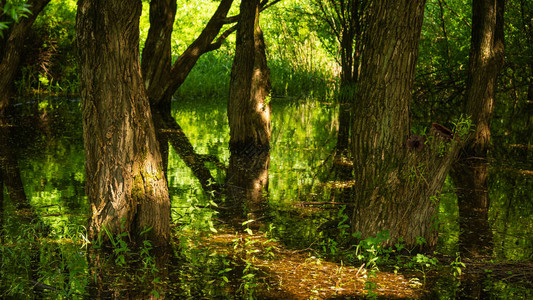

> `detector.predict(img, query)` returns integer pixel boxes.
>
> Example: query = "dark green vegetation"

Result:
[1,0,532,299]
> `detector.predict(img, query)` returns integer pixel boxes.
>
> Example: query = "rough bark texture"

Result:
[142,0,234,108]
[228,0,271,152]
[350,0,461,249]
[451,0,505,257]
[76,0,170,247]
[0,0,50,115]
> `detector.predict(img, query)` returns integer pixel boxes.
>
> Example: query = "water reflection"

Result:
[0,116,32,216]
[224,148,270,229]
[0,97,532,298]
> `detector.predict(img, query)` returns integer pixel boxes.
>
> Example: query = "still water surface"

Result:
[0,97,531,298]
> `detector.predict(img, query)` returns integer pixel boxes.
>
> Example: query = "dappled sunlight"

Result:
[187,228,425,299]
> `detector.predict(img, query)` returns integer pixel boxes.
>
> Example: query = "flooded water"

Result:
[1,97,532,299]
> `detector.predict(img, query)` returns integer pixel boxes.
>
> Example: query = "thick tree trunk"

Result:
[451,0,504,257]
[225,0,271,228]
[0,0,50,115]
[350,0,461,250]
[76,0,170,247]
[228,0,271,152]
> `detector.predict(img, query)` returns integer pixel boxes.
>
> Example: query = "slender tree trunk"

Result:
[228,0,271,152]
[142,0,235,108]
[0,0,50,115]
[76,0,170,247]
[335,0,363,156]
[451,0,505,257]
[350,0,462,249]
[141,0,234,195]
[336,26,355,156]
[141,0,177,112]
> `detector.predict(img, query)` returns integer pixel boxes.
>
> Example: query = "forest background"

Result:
[1,0,532,298]
[2,0,530,140]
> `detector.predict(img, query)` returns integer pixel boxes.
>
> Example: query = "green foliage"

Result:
[15,0,78,96]
[0,0,32,37]
[409,253,438,285]
[451,113,475,140]
[450,254,466,278]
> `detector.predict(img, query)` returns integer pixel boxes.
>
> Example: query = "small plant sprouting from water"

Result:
[450,254,466,278]
[102,220,131,267]
[410,253,438,285]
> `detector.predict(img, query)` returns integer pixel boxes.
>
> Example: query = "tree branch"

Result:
[204,24,238,53]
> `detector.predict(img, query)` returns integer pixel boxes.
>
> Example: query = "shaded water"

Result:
[0,97,532,298]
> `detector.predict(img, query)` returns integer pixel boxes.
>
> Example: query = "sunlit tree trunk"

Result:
[451,0,504,257]
[225,0,271,227]
[350,0,462,250]
[76,0,170,247]
[228,0,271,152]
[0,0,50,115]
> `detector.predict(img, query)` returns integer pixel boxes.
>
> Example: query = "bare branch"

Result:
[204,24,238,53]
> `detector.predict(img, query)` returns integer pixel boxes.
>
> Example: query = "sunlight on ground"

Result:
[190,228,425,299]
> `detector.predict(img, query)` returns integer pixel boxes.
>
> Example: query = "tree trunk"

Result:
[350,0,461,250]
[141,0,177,112]
[228,0,271,152]
[141,0,233,195]
[0,0,50,115]
[335,0,364,156]
[451,0,505,257]
[142,0,235,108]
[76,0,170,247]
[225,0,271,228]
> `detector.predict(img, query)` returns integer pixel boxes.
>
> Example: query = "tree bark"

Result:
[350,0,461,250]
[141,0,177,112]
[451,0,505,257]
[225,0,271,228]
[76,0,170,247]
[0,0,50,115]
[228,0,271,152]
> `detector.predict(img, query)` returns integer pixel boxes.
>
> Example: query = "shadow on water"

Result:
[0,96,532,298]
